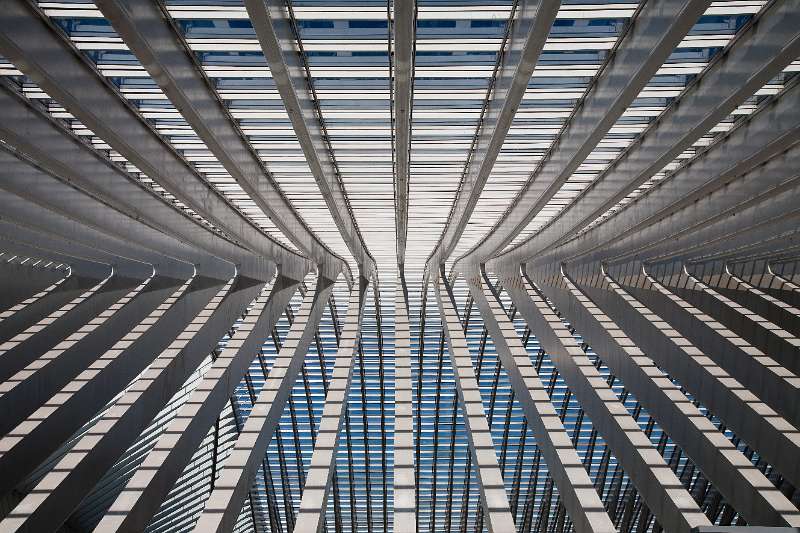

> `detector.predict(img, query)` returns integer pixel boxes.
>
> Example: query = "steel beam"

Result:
[488,0,800,269]
[454,0,710,272]
[0,271,222,496]
[0,262,70,321]
[0,233,191,436]
[0,0,311,279]
[767,263,800,296]
[553,265,800,525]
[424,0,559,272]
[93,272,300,532]
[392,0,414,268]
[0,160,200,279]
[393,274,417,533]
[504,270,711,533]
[718,265,800,334]
[615,264,800,430]
[293,277,367,533]
[466,267,616,532]
[527,76,800,270]
[0,243,110,344]
[0,82,275,280]
[434,272,517,533]
[669,266,800,377]
[609,178,800,268]
[0,272,170,435]
[194,273,336,533]
[0,230,146,383]
[697,262,800,334]
[94,0,347,282]
[0,207,154,280]
[0,238,110,283]
[0,270,265,532]
[572,265,800,490]
[243,0,376,278]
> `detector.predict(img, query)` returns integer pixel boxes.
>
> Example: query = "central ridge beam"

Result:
[243,0,377,280]
[423,0,559,274]
[392,0,415,268]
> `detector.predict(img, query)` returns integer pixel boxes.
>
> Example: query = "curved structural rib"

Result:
[461,2,800,274]
[292,277,368,533]
[0,0,311,281]
[423,0,560,275]
[243,0,377,281]
[504,269,711,533]
[194,273,336,533]
[95,0,350,282]
[466,266,616,532]
[434,271,517,533]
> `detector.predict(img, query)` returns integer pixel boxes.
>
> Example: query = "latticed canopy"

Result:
[0,0,798,531]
